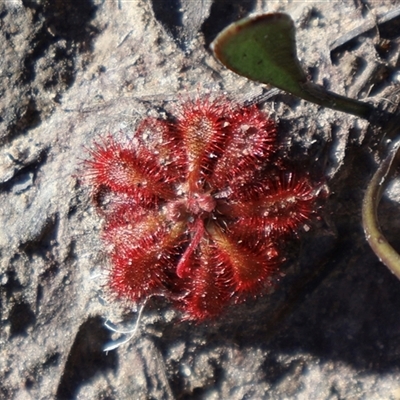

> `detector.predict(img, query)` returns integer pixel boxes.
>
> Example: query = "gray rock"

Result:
[1,1,400,399]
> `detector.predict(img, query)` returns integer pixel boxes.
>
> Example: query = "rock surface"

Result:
[1,0,400,399]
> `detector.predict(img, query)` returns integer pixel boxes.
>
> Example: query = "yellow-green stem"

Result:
[362,137,400,279]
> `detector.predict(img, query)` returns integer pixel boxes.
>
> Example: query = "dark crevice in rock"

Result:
[9,300,36,336]
[261,355,294,385]
[0,385,11,400]
[21,212,59,260]
[0,147,48,191]
[56,316,118,400]
[4,0,99,142]
[151,0,183,46]
[25,352,61,390]
[21,0,99,45]
[13,97,42,133]
[201,0,256,48]
[2,268,24,299]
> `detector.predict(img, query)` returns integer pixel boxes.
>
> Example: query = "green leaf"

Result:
[211,13,307,98]
[211,13,375,120]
